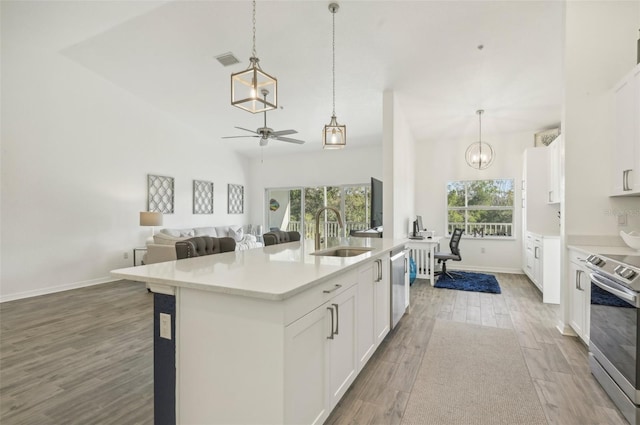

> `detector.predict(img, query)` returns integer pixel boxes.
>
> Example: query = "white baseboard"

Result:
[450,265,525,275]
[0,276,118,303]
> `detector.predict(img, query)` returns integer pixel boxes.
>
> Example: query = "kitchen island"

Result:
[111,237,407,425]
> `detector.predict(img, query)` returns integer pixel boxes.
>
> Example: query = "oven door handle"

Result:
[590,273,640,307]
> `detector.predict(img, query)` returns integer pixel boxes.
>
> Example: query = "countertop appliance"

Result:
[586,253,640,425]
[390,247,407,328]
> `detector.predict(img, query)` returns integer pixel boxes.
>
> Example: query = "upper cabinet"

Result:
[611,63,640,196]
[547,135,561,204]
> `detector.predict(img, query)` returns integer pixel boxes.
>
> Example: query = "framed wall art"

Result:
[227,184,244,214]
[193,180,214,214]
[148,174,175,214]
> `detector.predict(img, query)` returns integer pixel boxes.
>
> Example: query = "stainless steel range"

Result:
[586,253,640,425]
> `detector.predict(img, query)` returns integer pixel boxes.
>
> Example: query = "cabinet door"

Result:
[548,139,561,203]
[284,305,330,425]
[328,284,358,408]
[569,260,586,340]
[612,70,637,194]
[357,262,376,369]
[633,66,640,191]
[375,257,391,344]
[533,241,543,290]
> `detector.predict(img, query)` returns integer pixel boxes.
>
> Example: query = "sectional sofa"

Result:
[144,225,263,264]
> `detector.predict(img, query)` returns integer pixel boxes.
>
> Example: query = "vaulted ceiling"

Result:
[60,0,564,158]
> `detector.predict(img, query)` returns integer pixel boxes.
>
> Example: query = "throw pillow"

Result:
[180,229,195,237]
[229,227,244,242]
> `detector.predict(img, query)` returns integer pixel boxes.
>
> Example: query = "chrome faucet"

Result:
[315,207,344,250]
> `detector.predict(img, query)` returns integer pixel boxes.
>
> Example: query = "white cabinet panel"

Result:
[375,257,391,344]
[328,285,358,408]
[284,304,330,425]
[611,63,640,196]
[568,251,590,344]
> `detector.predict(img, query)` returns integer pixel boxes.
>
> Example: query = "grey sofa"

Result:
[262,230,301,246]
[175,236,236,259]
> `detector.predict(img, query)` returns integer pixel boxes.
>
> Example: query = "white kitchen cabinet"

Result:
[611,63,640,196]
[328,285,358,408]
[522,148,560,238]
[523,231,560,304]
[357,257,390,370]
[285,277,359,425]
[547,136,561,204]
[568,248,590,344]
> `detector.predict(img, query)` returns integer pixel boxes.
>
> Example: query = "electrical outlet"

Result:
[480,247,486,254]
[618,213,628,226]
[160,313,172,340]
[123,252,129,260]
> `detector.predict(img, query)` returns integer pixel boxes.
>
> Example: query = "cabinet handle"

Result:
[534,247,540,259]
[404,257,408,274]
[548,191,553,202]
[332,303,339,335]
[323,284,342,294]
[326,307,334,339]
[575,270,581,290]
[623,169,632,191]
[379,259,383,281]
[375,259,382,282]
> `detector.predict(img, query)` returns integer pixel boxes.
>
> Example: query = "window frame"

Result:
[445,178,515,240]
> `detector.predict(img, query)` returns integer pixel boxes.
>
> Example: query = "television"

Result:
[370,177,383,229]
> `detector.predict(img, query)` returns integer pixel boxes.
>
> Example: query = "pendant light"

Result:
[323,3,346,149]
[231,0,277,114]
[465,110,494,170]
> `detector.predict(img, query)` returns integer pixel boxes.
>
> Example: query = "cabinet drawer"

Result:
[284,269,358,326]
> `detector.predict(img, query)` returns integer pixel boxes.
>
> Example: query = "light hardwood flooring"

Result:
[0,274,629,425]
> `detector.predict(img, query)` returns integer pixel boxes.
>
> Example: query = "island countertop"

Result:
[111,237,407,301]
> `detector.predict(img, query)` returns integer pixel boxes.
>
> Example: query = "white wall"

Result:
[1,3,251,301]
[564,1,640,238]
[414,130,533,273]
[382,91,416,239]
[247,146,382,227]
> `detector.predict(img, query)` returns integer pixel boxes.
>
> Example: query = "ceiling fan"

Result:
[223,89,305,147]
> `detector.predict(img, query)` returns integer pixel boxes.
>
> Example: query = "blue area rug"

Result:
[435,271,501,294]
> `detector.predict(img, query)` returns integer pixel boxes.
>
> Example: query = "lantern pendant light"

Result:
[231,0,277,113]
[323,3,346,149]
[465,109,494,170]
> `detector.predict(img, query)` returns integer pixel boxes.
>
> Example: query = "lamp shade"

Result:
[140,211,163,227]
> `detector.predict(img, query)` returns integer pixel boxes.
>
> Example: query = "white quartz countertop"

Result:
[567,244,639,257]
[111,237,407,301]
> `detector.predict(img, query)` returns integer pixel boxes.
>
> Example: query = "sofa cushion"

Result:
[229,226,244,242]
[154,232,189,245]
[194,227,217,237]
[215,226,231,237]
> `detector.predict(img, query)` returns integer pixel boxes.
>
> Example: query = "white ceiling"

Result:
[61,0,565,158]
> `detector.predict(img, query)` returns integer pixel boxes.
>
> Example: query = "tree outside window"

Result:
[447,179,514,237]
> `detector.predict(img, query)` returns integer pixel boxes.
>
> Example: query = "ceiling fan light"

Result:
[231,58,277,113]
[323,115,346,149]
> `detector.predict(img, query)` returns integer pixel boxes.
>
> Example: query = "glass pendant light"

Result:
[465,110,494,170]
[231,0,277,113]
[323,3,346,149]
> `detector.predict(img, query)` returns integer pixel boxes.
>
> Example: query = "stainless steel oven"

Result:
[587,254,640,425]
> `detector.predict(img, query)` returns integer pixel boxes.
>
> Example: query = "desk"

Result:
[405,237,442,286]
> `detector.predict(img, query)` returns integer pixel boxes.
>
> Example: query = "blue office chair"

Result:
[434,228,464,279]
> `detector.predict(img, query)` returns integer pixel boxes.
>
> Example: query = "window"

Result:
[447,179,514,238]
[266,184,370,240]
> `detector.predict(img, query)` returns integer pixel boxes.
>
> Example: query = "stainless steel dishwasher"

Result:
[390,247,407,328]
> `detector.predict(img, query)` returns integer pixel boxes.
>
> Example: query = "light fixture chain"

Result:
[332,8,336,115]
[252,0,257,58]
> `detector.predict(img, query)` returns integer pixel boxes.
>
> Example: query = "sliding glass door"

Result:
[265,184,370,240]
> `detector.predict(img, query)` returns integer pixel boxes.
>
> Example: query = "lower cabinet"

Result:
[568,249,590,344]
[523,232,560,304]
[285,255,392,425]
[356,257,390,370]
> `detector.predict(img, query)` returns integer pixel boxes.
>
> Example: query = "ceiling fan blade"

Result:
[270,129,298,137]
[234,126,258,134]
[222,135,259,139]
[275,136,306,144]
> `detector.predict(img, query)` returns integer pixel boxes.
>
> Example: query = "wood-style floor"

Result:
[0,274,628,425]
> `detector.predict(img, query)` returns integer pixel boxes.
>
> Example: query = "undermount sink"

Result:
[311,247,374,257]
